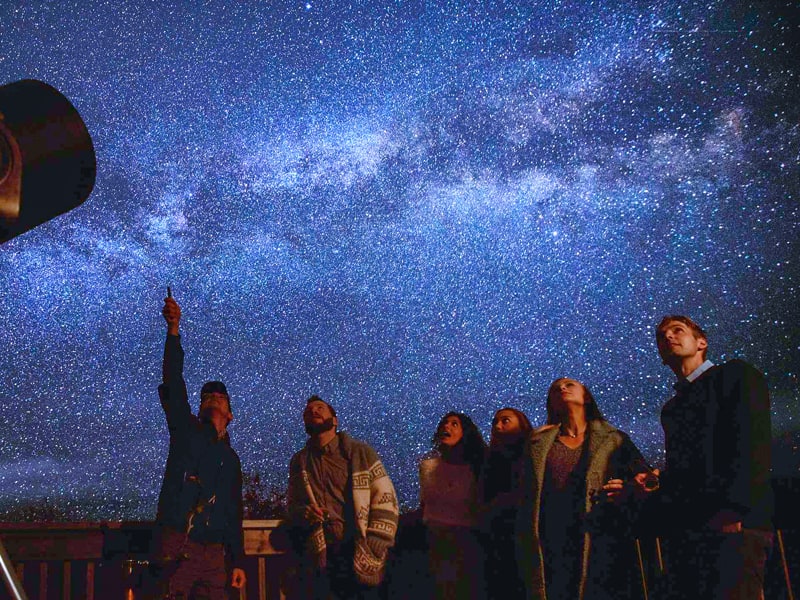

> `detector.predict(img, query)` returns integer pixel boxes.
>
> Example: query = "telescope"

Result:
[0,78,96,599]
[0,79,96,243]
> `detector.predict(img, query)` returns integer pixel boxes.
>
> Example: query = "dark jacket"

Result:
[519,420,650,600]
[156,333,244,567]
[659,359,773,531]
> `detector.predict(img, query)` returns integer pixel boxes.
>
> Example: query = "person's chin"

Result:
[200,407,225,421]
[493,432,522,445]
[305,418,335,435]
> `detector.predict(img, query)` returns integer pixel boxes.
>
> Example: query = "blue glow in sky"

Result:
[0,0,797,518]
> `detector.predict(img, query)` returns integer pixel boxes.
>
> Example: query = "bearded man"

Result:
[286,395,399,599]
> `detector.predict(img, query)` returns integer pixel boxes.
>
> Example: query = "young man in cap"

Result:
[286,395,399,599]
[646,315,773,599]
[155,295,246,598]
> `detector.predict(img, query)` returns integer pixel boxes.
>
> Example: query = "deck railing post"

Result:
[86,562,95,600]
[62,561,71,600]
[39,563,47,600]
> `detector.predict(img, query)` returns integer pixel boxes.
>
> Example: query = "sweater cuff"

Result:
[365,534,392,559]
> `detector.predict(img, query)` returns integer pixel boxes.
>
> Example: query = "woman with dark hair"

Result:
[520,378,653,600]
[481,407,533,599]
[419,412,487,600]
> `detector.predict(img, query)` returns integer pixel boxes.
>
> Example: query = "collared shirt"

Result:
[306,434,351,543]
[674,359,715,391]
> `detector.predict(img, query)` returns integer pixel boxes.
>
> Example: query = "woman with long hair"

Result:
[419,411,487,600]
[520,378,653,600]
[481,407,533,599]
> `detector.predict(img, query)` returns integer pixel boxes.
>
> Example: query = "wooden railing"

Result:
[1,521,797,600]
[0,520,290,600]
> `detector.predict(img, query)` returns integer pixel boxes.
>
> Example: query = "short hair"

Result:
[200,381,231,412]
[545,378,604,425]
[306,395,337,418]
[433,412,487,478]
[491,407,533,434]
[656,314,708,359]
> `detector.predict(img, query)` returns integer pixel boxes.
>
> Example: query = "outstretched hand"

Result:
[632,469,660,498]
[601,468,660,503]
[162,296,181,335]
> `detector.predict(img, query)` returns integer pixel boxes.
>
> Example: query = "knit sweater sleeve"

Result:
[365,451,399,553]
[349,440,399,586]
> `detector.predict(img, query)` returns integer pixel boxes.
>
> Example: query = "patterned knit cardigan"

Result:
[287,432,399,586]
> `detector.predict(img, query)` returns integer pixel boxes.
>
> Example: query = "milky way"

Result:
[0,0,797,518]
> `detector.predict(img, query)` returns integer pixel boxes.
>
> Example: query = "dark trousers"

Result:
[291,540,380,600]
[157,528,228,600]
[485,527,524,600]
[660,528,773,600]
[427,525,486,600]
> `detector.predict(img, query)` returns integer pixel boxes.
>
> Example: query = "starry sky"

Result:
[0,0,798,519]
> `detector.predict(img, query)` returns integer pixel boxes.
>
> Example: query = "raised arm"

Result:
[159,296,190,428]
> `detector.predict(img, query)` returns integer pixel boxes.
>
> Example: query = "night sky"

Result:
[0,1,798,519]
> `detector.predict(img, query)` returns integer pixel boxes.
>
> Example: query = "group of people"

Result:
[417,391,654,600]
[153,295,773,600]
